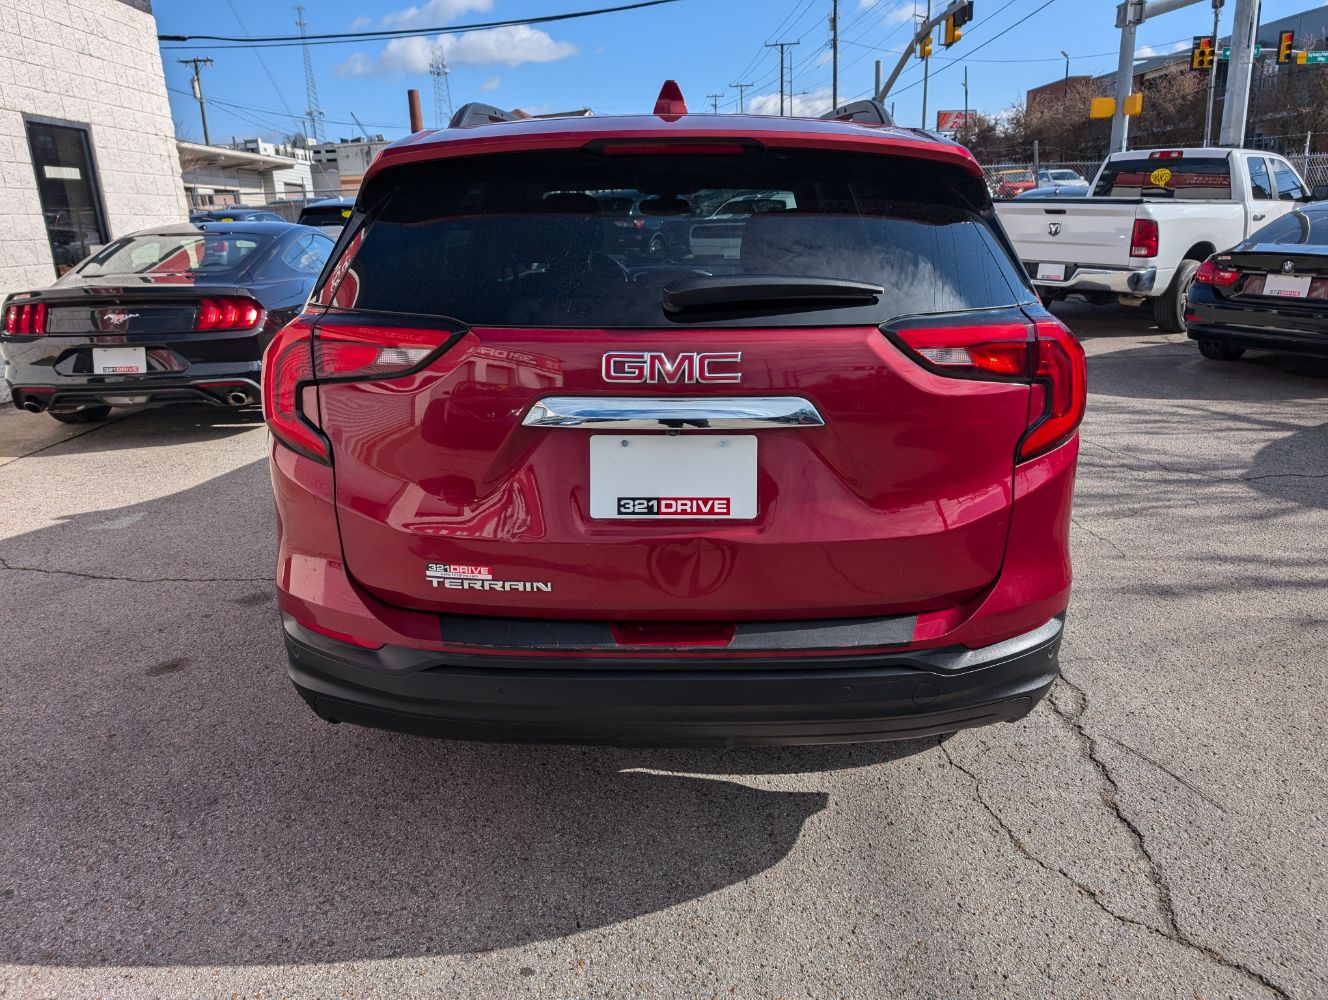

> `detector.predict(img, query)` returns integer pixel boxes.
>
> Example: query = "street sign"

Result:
[1300,50,1328,64]
[1219,45,1263,59]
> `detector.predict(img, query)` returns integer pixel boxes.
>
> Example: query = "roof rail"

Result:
[448,102,526,128]
[819,100,894,127]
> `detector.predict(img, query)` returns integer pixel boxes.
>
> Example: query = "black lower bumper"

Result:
[284,615,1063,747]
[8,376,261,412]
[1186,320,1328,357]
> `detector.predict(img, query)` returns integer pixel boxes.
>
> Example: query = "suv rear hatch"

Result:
[281,140,1063,621]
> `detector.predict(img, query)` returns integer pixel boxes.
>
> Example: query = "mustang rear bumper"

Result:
[283,614,1063,747]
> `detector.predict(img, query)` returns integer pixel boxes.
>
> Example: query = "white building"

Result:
[178,138,339,208]
[309,135,391,193]
[0,0,187,295]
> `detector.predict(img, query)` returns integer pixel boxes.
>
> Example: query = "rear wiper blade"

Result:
[662,274,884,315]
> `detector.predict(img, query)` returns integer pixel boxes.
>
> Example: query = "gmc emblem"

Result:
[601,351,742,384]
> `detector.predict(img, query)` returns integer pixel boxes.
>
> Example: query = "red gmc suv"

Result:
[264,88,1085,746]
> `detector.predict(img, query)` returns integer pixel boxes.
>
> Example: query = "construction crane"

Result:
[430,42,454,128]
[293,4,324,143]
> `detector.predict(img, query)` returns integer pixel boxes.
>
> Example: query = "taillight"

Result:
[895,322,1032,379]
[1019,319,1087,461]
[3,301,47,335]
[1194,259,1240,286]
[262,316,455,463]
[262,318,327,462]
[1130,219,1159,258]
[894,318,1086,463]
[196,296,262,331]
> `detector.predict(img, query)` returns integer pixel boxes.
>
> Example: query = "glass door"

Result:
[25,120,109,276]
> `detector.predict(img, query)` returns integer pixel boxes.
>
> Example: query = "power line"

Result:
[159,0,682,49]
[225,0,298,129]
[166,86,401,133]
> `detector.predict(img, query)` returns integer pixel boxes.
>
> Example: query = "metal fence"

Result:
[981,154,1328,194]
[186,191,340,222]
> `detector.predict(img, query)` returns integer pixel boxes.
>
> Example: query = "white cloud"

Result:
[337,25,578,76]
[380,0,494,29]
[883,2,920,25]
[746,86,835,118]
[481,75,501,91]
[350,15,372,29]
[1136,40,1190,58]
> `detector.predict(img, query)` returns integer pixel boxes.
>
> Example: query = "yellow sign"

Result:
[1149,167,1173,187]
[1089,97,1116,119]
[1123,92,1144,116]
[340,208,352,218]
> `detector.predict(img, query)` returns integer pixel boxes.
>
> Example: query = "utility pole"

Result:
[177,57,214,145]
[963,65,969,130]
[1219,0,1259,146]
[1061,50,1070,95]
[1203,0,1224,146]
[294,5,324,143]
[707,92,723,113]
[730,81,753,112]
[831,0,840,110]
[921,0,932,129]
[765,41,799,115]
[875,60,882,100]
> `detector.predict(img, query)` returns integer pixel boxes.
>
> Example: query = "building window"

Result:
[25,119,110,277]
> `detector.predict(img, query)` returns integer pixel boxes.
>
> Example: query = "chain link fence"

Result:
[186,191,340,222]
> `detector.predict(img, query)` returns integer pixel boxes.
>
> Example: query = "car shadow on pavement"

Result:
[0,456,930,968]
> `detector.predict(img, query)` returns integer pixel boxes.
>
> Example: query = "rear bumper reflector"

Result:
[521,395,825,430]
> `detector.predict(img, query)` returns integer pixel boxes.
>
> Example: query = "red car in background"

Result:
[263,86,1086,746]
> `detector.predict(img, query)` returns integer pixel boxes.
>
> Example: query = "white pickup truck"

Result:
[995,148,1323,330]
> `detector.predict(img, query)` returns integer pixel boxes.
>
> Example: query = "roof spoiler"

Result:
[819,100,894,127]
[448,102,526,128]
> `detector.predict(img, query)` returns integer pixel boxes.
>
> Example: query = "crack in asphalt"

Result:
[941,681,1291,998]
[1070,515,1129,558]
[0,412,130,470]
[0,556,267,585]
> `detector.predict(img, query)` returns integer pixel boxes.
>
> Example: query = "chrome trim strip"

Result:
[522,396,825,430]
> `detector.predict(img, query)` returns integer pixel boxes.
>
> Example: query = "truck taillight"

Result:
[893,317,1086,463]
[262,316,459,463]
[1130,219,1159,258]
[3,301,47,335]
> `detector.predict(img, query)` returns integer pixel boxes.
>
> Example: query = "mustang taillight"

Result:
[196,296,262,331]
[262,316,453,463]
[1194,259,1240,286]
[895,318,1086,462]
[3,301,47,335]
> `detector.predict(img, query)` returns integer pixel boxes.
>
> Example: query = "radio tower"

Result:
[294,5,324,142]
[430,42,454,128]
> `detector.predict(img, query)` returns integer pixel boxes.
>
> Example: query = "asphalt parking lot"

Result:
[1,302,1325,1000]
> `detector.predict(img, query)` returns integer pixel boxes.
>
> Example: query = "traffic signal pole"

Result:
[1110,0,1208,153]
[873,0,971,102]
[1202,0,1223,146]
[1219,0,1260,146]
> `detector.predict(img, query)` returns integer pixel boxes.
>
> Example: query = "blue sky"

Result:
[156,0,1323,142]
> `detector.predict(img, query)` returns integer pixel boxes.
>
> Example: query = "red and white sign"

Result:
[936,110,976,132]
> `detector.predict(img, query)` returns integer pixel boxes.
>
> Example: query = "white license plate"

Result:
[1263,274,1312,299]
[92,347,146,375]
[590,434,757,519]
[1036,263,1067,281]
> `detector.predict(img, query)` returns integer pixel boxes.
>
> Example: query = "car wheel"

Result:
[1153,258,1199,333]
[647,233,666,257]
[1197,338,1246,361]
[48,405,111,424]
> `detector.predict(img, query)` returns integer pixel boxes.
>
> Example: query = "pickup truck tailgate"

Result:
[996,199,1138,271]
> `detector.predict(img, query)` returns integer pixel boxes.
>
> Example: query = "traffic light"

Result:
[944,1,974,46]
[918,32,933,59]
[1190,35,1214,71]
[1278,30,1295,64]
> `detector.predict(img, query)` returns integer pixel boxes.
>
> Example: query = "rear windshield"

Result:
[1093,156,1232,200]
[323,148,1029,327]
[78,233,267,276]
[298,205,353,228]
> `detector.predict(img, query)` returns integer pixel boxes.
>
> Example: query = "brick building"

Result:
[0,0,186,300]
